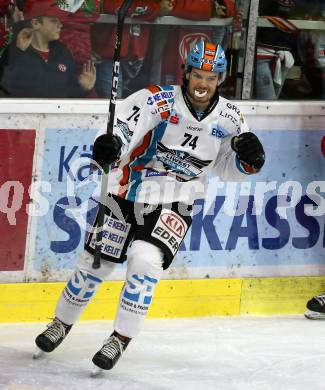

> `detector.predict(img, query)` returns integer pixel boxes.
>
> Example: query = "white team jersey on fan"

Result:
[106,84,249,205]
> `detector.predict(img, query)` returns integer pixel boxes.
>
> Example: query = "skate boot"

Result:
[305,292,325,319]
[92,331,130,372]
[35,317,72,353]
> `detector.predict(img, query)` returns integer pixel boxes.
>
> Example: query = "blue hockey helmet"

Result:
[185,41,227,82]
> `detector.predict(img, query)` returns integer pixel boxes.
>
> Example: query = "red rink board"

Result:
[0,129,36,271]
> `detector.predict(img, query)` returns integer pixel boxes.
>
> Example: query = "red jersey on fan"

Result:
[91,0,160,62]
[0,0,11,61]
[170,0,212,20]
[160,0,235,85]
[54,0,101,66]
[0,0,10,16]
[23,0,100,66]
[170,0,235,19]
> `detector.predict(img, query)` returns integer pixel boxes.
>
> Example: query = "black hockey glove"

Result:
[92,134,122,168]
[231,132,265,174]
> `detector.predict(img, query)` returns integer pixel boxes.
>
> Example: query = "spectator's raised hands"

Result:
[78,60,96,91]
[16,27,37,51]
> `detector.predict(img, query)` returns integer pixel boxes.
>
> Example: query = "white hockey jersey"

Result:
[107,84,250,205]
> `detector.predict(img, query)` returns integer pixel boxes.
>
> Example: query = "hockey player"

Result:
[304,136,325,320]
[34,41,265,372]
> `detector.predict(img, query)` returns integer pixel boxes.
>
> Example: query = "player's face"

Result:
[37,16,63,41]
[186,68,219,109]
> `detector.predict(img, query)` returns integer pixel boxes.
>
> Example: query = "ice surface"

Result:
[0,316,324,390]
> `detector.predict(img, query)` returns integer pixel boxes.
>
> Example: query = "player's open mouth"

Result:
[194,90,207,98]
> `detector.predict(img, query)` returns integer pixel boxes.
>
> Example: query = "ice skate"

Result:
[91,332,130,374]
[34,317,72,357]
[305,293,325,320]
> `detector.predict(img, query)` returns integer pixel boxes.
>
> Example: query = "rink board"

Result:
[1,275,325,322]
[0,101,324,320]
[0,100,324,283]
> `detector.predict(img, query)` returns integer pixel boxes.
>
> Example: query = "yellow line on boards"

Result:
[0,276,324,322]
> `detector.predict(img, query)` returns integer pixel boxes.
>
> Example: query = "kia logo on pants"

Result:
[160,212,186,238]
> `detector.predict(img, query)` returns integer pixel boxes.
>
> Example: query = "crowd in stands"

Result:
[0,0,324,99]
[0,0,240,99]
[256,0,325,100]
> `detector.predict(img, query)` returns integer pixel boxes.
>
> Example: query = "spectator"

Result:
[91,0,171,98]
[298,30,325,99]
[290,0,325,20]
[159,0,236,86]
[293,0,325,99]
[55,0,100,73]
[0,1,12,88]
[1,0,96,98]
[255,0,297,99]
[256,0,325,100]
[0,0,23,94]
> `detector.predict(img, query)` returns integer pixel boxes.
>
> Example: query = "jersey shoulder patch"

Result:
[145,85,175,120]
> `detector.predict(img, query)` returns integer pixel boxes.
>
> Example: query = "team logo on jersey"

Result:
[130,24,141,37]
[58,64,67,72]
[179,32,211,61]
[130,6,149,17]
[211,124,229,138]
[169,113,181,124]
[56,0,84,13]
[156,142,212,179]
[116,118,133,143]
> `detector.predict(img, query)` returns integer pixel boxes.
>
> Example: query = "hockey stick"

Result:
[92,0,132,269]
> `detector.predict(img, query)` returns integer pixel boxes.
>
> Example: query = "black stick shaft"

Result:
[92,0,132,269]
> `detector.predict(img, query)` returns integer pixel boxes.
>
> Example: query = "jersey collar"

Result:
[181,85,219,122]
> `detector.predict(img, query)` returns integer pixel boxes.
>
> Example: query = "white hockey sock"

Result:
[55,250,116,325]
[114,240,164,338]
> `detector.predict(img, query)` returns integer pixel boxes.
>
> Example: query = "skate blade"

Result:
[33,347,45,359]
[304,309,325,320]
[90,365,103,377]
